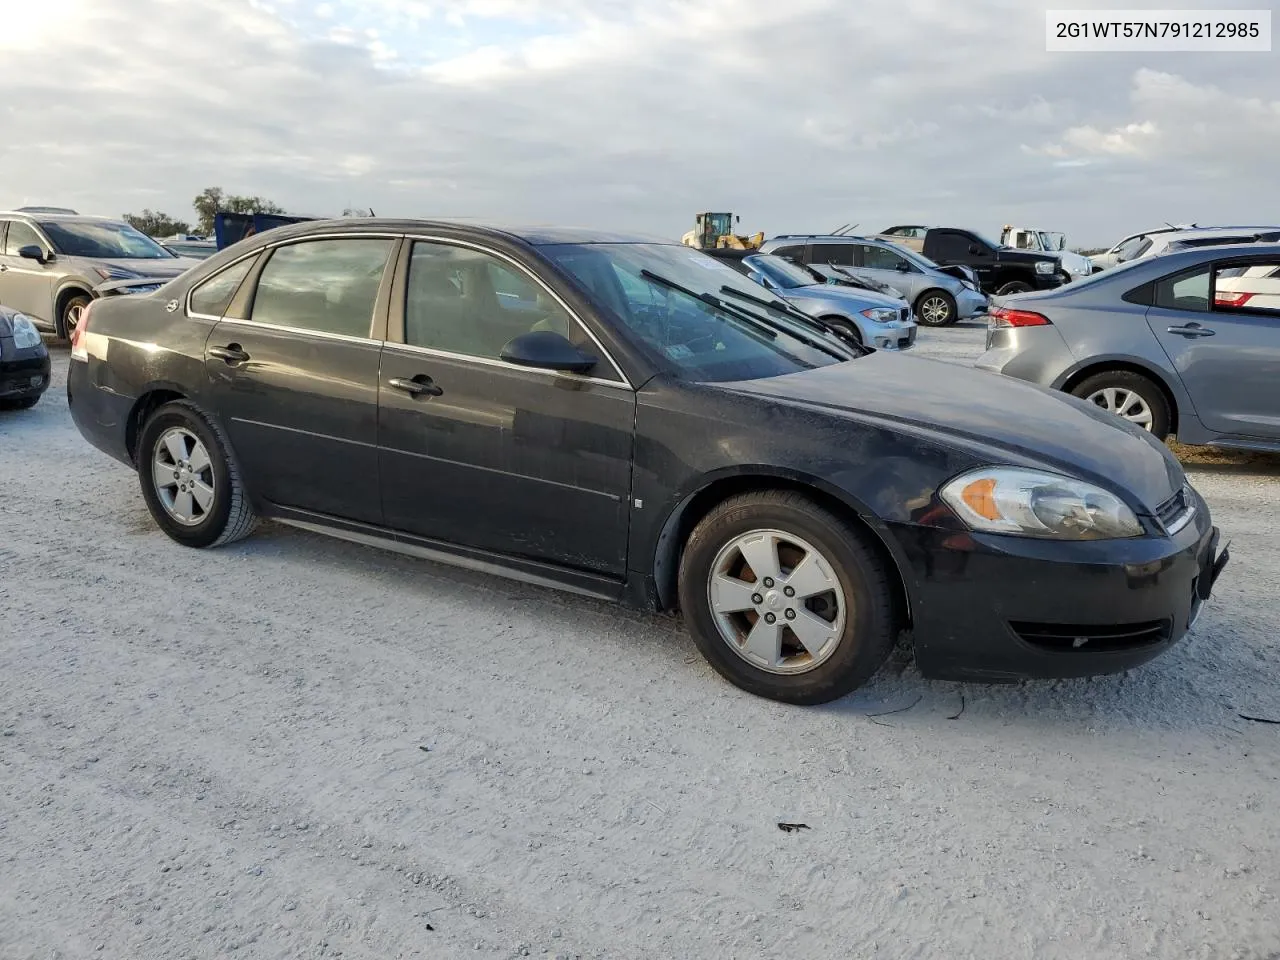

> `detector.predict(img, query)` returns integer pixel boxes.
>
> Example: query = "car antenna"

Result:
[831,223,850,235]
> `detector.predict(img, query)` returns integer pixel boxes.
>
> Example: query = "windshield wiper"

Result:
[639,270,776,340]
[718,285,864,357]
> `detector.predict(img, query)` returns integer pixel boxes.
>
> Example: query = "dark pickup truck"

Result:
[915,228,1067,296]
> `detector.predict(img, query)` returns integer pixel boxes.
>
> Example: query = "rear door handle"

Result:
[389,375,443,397]
[1167,323,1215,338]
[209,344,250,364]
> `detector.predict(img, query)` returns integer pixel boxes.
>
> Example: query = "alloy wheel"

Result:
[920,296,951,324]
[1086,387,1154,430]
[152,427,216,525]
[706,528,847,675]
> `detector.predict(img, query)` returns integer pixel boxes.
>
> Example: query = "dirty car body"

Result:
[68,219,1226,695]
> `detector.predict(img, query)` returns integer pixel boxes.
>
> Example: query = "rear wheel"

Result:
[678,491,897,705]
[137,400,257,547]
[1069,370,1171,440]
[914,289,957,326]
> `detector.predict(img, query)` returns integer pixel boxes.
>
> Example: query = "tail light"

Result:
[70,300,93,362]
[1214,291,1254,307]
[989,305,1051,328]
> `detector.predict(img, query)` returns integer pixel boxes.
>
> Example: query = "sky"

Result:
[1,0,1277,247]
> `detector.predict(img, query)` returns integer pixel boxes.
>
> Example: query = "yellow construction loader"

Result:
[681,212,765,250]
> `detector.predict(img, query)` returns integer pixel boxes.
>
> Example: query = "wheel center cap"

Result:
[764,591,783,610]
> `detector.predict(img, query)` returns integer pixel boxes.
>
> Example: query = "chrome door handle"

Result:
[1167,323,1215,338]
[209,344,250,364]
[389,376,443,397]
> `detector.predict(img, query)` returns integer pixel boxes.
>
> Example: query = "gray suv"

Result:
[0,211,199,337]
[760,234,988,326]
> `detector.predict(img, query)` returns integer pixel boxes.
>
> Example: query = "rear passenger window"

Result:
[250,239,393,338]
[1213,261,1280,317]
[1155,268,1210,312]
[188,257,255,318]
[808,243,854,266]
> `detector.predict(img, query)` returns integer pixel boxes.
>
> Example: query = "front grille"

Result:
[1011,620,1172,652]
[1155,485,1196,534]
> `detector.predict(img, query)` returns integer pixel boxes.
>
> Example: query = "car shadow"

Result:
[218,521,1273,738]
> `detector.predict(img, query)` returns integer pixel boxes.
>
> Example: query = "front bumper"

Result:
[956,287,989,319]
[0,338,52,400]
[885,500,1227,682]
[864,320,916,352]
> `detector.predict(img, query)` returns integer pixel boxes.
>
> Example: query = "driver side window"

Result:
[404,241,576,361]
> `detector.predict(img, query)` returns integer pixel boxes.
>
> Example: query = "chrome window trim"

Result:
[380,340,631,391]
[401,232,633,388]
[214,315,379,346]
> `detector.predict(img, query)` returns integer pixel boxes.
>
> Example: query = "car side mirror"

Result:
[968,244,982,255]
[500,330,597,374]
[748,271,773,288]
[895,261,911,272]
[18,244,48,264]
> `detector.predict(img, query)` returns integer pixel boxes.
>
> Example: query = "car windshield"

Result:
[39,220,175,260]
[892,244,944,271]
[543,242,847,383]
[746,254,819,289]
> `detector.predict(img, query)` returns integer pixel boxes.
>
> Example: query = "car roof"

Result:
[766,234,875,242]
[246,218,672,247]
[0,210,124,225]
[1139,241,1280,266]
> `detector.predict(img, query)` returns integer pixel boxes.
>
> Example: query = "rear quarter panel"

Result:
[82,293,217,418]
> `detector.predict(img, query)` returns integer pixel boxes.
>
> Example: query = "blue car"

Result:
[728,253,917,351]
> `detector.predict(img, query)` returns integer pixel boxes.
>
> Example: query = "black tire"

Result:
[1069,370,1172,440]
[914,289,957,326]
[0,396,40,410]
[136,400,257,547]
[819,315,862,346]
[59,292,91,341]
[677,490,897,705]
[996,280,1033,296]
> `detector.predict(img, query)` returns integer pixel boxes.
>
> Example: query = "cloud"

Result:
[1,0,1276,247]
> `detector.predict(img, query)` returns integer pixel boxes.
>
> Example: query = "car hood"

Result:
[994,248,1057,267]
[783,284,906,310]
[72,256,199,279]
[720,353,1183,511]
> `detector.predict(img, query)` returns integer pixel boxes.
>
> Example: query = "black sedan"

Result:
[67,220,1227,704]
[0,304,51,408]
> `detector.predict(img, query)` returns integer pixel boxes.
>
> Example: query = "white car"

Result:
[1215,263,1280,310]
[1094,225,1280,270]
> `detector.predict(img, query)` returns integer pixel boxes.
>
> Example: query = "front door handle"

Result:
[209,344,250,364]
[389,375,444,398]
[1167,323,1215,338]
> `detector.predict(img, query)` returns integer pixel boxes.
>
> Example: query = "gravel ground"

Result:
[3,328,1279,960]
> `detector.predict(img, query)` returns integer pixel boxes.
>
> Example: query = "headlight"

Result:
[860,307,899,323]
[939,467,1143,540]
[94,266,140,280]
[9,313,43,349]
[1034,260,1055,275]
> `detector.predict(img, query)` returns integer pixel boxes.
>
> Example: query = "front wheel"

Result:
[818,315,862,346]
[59,293,91,341]
[996,280,1032,296]
[914,289,957,326]
[0,396,40,410]
[137,400,258,547]
[1069,370,1171,440]
[678,491,897,705]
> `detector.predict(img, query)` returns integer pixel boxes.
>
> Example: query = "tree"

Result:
[122,209,191,237]
[192,186,286,234]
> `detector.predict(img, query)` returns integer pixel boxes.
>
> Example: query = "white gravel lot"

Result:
[3,325,1279,960]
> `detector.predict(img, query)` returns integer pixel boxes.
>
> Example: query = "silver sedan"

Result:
[975,242,1280,450]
